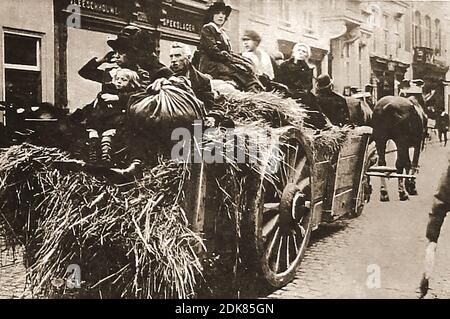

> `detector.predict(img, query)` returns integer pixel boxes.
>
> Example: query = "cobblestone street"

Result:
[269,141,450,299]
[1,141,450,299]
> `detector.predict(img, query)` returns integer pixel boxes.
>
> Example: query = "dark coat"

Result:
[426,158,450,242]
[435,112,449,132]
[174,63,215,111]
[316,89,350,126]
[196,23,263,92]
[277,59,314,94]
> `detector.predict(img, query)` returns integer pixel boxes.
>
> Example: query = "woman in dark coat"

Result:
[277,42,314,97]
[195,0,263,92]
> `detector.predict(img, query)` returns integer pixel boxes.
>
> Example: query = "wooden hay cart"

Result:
[183,125,373,288]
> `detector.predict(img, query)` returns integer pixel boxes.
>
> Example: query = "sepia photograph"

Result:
[0,0,449,306]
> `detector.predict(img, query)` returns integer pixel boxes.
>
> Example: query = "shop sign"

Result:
[162,6,204,34]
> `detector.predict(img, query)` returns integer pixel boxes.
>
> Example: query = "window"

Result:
[413,11,421,47]
[394,19,401,57]
[383,14,389,55]
[4,32,42,106]
[435,19,441,55]
[424,15,431,48]
[250,0,266,17]
[280,0,293,24]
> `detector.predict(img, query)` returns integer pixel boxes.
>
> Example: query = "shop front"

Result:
[55,0,168,111]
[370,56,409,100]
[412,47,449,111]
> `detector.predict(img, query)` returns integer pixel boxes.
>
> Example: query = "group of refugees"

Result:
[73,0,355,177]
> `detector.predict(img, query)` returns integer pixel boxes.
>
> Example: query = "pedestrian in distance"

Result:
[435,108,449,147]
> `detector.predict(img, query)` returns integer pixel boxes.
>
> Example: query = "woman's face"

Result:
[213,11,227,26]
[293,46,309,61]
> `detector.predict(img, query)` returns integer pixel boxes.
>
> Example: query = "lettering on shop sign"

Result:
[69,0,120,16]
[162,18,197,33]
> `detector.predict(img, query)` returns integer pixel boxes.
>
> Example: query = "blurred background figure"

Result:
[435,108,449,147]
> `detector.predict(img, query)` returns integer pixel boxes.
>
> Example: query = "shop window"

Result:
[4,32,42,106]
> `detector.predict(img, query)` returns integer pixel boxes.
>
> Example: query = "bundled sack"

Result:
[128,76,206,131]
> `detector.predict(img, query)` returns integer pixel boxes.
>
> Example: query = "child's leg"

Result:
[101,129,117,163]
[87,129,100,162]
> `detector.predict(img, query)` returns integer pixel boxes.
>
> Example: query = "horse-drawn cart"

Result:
[0,91,375,297]
[183,124,373,289]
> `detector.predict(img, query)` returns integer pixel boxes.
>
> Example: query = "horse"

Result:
[371,94,428,201]
[345,96,373,127]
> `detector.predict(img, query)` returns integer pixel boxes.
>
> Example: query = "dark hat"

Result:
[107,25,155,54]
[207,0,232,17]
[242,30,261,43]
[316,74,333,90]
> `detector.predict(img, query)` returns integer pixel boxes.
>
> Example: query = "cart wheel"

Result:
[243,131,313,288]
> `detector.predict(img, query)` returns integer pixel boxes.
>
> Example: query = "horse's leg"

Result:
[396,144,409,201]
[376,138,389,202]
[407,142,421,195]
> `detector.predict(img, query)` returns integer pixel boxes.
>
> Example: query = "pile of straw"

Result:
[218,91,307,127]
[0,144,203,299]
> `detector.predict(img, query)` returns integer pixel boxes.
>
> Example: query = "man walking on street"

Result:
[435,108,449,147]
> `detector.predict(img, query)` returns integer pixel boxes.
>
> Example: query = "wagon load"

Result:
[0,89,358,298]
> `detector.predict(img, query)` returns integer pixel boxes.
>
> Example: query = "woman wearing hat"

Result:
[277,42,314,97]
[242,30,275,80]
[195,0,264,92]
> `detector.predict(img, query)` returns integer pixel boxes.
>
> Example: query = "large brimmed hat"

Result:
[107,25,155,54]
[316,74,333,91]
[207,0,232,17]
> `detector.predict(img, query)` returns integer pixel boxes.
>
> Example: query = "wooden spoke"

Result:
[263,215,279,239]
[273,236,284,273]
[263,203,280,213]
[266,228,280,259]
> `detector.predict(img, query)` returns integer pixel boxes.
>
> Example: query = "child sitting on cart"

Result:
[84,68,141,164]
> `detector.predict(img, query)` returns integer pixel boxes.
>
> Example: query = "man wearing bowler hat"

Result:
[316,74,350,127]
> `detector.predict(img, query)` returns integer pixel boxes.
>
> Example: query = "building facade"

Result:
[0,0,55,108]
[0,0,449,113]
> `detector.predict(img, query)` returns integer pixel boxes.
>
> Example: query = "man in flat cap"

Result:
[242,30,275,80]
